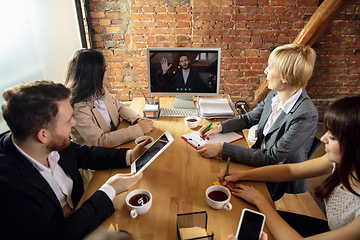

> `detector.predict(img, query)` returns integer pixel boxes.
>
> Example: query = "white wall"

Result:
[0,0,82,132]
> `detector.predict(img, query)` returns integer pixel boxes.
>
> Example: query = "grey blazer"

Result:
[221,89,318,195]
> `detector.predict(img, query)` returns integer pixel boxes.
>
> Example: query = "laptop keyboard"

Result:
[159,108,199,117]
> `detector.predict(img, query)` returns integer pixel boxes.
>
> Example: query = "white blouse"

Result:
[325,184,360,230]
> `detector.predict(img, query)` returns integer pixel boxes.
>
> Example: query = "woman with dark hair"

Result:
[220,95,360,240]
[65,49,153,148]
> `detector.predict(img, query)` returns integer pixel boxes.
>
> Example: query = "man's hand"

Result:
[130,137,151,163]
[105,173,143,195]
[160,57,172,74]
[137,118,153,134]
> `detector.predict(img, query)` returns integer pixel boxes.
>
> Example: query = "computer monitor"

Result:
[147,47,221,108]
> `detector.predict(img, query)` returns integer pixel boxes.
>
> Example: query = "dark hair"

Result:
[65,49,106,105]
[315,95,360,199]
[178,54,189,63]
[1,80,71,141]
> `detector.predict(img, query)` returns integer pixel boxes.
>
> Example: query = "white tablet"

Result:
[131,130,174,175]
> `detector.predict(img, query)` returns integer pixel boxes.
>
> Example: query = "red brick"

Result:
[297,0,318,6]
[239,7,262,14]
[172,14,192,21]
[155,6,167,13]
[155,21,169,28]
[90,12,104,18]
[247,22,269,29]
[143,6,155,13]
[210,7,222,13]
[94,42,104,48]
[235,0,258,6]
[263,7,274,14]
[144,22,156,28]
[195,0,233,6]
[193,7,209,13]
[176,6,188,13]
[232,15,254,21]
[106,12,120,18]
[152,14,172,21]
[130,14,152,21]
[255,15,277,21]
[134,0,160,5]
[93,27,104,34]
[271,0,295,6]
[131,7,142,13]
[111,19,122,25]
[177,21,190,28]
[99,19,111,26]
[133,28,151,35]
[114,49,125,55]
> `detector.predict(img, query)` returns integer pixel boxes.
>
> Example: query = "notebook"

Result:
[181,130,243,149]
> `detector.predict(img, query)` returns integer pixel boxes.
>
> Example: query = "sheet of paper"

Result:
[182,130,243,147]
[143,104,159,111]
[180,227,208,239]
[199,98,234,117]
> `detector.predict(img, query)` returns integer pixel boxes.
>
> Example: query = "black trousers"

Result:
[278,210,330,237]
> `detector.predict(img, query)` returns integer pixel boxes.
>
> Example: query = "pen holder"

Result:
[176,211,214,240]
[143,97,160,118]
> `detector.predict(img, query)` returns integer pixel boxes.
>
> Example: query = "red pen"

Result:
[141,90,149,104]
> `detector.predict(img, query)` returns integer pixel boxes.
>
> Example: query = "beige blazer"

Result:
[71,87,143,148]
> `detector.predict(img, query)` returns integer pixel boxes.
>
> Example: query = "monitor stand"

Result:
[172,96,195,108]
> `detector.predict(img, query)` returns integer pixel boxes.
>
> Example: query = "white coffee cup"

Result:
[205,185,232,210]
[135,136,154,148]
[248,124,258,143]
[125,189,152,218]
[184,116,201,128]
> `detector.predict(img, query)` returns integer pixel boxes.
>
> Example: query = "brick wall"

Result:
[89,0,360,121]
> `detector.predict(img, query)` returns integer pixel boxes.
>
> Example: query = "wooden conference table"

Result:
[78,97,275,240]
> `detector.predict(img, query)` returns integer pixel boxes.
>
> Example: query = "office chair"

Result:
[271,136,322,202]
[307,136,321,159]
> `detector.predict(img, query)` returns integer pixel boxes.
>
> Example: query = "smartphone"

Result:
[235,208,266,240]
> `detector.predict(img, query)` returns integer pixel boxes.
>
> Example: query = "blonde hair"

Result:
[269,43,316,89]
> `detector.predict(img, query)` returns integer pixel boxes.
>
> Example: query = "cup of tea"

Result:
[125,189,152,218]
[205,185,232,210]
[184,116,201,128]
[135,136,154,148]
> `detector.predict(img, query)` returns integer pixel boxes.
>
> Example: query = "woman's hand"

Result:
[197,143,222,158]
[137,118,153,134]
[229,184,267,206]
[218,169,244,185]
[198,124,223,139]
[228,232,268,240]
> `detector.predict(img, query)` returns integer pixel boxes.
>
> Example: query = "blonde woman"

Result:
[198,44,318,200]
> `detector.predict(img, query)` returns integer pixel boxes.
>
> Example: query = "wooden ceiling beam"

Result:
[254,0,353,102]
